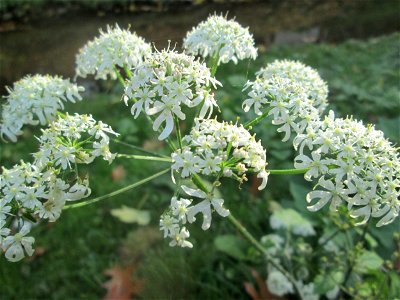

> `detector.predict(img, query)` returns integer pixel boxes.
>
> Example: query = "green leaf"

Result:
[110,206,151,225]
[214,234,246,260]
[355,251,384,274]
[389,271,400,298]
[314,271,344,294]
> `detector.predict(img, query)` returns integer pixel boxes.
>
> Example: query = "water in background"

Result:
[0,0,398,92]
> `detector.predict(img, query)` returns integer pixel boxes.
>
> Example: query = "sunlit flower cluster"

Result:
[294,111,400,227]
[243,75,322,141]
[124,50,221,140]
[0,75,84,142]
[0,161,89,262]
[75,24,151,80]
[34,113,119,169]
[256,60,328,113]
[0,113,119,262]
[160,185,230,248]
[171,118,269,190]
[183,14,258,65]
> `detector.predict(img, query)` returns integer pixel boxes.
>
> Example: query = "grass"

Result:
[0,32,399,299]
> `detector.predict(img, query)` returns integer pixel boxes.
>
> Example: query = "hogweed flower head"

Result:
[183,14,257,65]
[34,113,119,170]
[0,160,90,262]
[124,50,221,140]
[243,74,321,142]
[75,24,151,80]
[294,111,400,227]
[0,75,84,142]
[256,60,328,113]
[171,118,269,190]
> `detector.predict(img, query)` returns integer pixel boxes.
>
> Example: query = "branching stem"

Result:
[64,168,170,209]
[116,153,172,162]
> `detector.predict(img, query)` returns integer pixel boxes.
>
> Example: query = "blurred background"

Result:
[0,0,399,299]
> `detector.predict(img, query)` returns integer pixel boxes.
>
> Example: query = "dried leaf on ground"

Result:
[103,266,143,300]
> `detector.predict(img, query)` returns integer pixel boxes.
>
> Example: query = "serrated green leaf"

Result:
[355,251,383,274]
[111,206,151,225]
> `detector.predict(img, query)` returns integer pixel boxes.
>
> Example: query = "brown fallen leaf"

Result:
[102,266,143,300]
[244,269,287,300]
[111,165,126,182]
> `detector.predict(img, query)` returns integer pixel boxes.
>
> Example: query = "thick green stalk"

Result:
[116,153,172,162]
[269,168,309,175]
[113,66,126,87]
[64,168,170,209]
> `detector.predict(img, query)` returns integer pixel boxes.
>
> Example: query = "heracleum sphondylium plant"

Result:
[1,15,398,300]
[0,75,84,142]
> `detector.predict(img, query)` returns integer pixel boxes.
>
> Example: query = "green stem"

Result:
[190,174,303,299]
[113,66,126,87]
[116,153,172,162]
[268,168,309,175]
[227,214,303,299]
[244,109,271,129]
[63,168,170,210]
[209,54,219,77]
[123,65,132,79]
[112,139,168,157]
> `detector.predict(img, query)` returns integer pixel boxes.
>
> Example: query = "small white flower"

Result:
[171,197,192,224]
[182,185,230,230]
[160,215,179,238]
[169,227,193,248]
[2,224,35,262]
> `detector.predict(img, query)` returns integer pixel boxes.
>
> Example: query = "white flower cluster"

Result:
[0,161,89,262]
[0,75,84,142]
[294,111,400,227]
[75,24,151,80]
[183,14,258,65]
[256,60,328,113]
[160,185,230,248]
[124,50,221,140]
[243,60,327,141]
[0,113,119,262]
[34,113,119,169]
[171,118,269,190]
